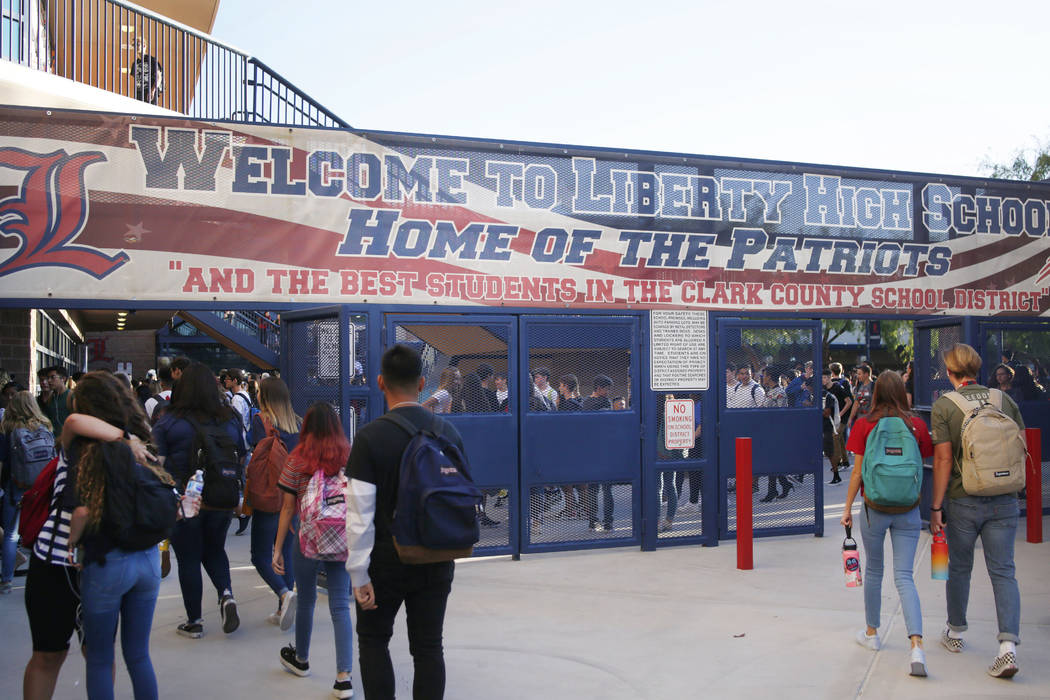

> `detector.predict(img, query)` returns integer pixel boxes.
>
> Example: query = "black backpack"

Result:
[186,417,243,509]
[105,456,180,551]
[149,393,171,426]
[382,412,481,564]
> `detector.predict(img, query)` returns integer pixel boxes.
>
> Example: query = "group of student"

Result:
[839,344,1025,680]
[10,344,460,700]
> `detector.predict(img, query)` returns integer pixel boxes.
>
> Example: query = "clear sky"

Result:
[212,0,1049,179]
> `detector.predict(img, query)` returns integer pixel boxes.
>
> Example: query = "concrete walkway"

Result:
[1,480,1047,699]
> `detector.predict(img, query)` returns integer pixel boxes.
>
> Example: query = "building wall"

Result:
[85,330,156,380]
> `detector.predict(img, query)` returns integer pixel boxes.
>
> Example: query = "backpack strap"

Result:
[379,410,425,438]
[944,390,981,415]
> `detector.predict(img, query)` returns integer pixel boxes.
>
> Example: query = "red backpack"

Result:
[18,454,60,547]
[244,417,288,513]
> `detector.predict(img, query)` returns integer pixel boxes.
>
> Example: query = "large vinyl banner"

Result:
[2,105,1050,316]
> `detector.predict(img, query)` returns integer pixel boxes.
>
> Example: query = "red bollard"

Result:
[736,437,753,570]
[1025,428,1043,544]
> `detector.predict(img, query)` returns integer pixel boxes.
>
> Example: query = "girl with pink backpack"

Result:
[272,402,354,699]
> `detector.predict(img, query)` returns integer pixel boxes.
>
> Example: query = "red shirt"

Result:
[846,414,934,458]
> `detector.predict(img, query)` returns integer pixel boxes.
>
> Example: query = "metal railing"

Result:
[0,0,348,128]
[212,310,281,353]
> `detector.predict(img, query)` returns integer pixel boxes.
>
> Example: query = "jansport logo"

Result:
[0,148,128,278]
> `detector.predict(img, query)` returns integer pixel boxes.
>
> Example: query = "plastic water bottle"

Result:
[182,469,204,519]
[843,525,862,587]
[931,531,949,580]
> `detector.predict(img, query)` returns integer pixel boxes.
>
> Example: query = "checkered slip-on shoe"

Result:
[940,629,964,653]
[988,651,1018,679]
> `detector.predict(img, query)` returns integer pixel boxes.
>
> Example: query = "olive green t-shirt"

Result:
[930,384,1025,499]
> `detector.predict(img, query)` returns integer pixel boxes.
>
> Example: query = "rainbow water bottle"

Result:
[843,525,862,587]
[931,531,949,580]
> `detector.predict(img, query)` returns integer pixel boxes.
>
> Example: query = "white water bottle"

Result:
[182,469,204,519]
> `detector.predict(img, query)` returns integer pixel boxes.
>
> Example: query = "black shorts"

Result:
[24,555,81,653]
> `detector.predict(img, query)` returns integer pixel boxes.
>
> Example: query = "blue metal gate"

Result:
[716,318,824,539]
[519,315,642,553]
[383,314,519,556]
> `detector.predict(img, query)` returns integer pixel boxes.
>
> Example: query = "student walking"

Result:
[347,345,464,700]
[0,391,54,593]
[246,376,301,628]
[272,402,354,699]
[841,370,933,677]
[929,343,1025,678]
[66,371,173,700]
[152,363,246,639]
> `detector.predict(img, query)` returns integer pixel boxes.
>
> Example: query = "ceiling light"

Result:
[117,311,128,317]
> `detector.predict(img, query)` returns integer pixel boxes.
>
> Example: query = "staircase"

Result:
[174,310,279,370]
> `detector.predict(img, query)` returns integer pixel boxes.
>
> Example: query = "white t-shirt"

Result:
[727,380,765,408]
[428,388,452,414]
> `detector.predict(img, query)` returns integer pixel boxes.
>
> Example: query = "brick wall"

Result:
[85,330,157,380]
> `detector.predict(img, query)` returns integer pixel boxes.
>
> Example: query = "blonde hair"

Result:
[942,343,981,379]
[258,377,301,435]
[1,391,52,433]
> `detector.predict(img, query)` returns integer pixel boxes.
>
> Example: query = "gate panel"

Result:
[716,319,823,539]
[281,307,369,441]
[979,320,1050,514]
[386,315,518,556]
[520,316,641,552]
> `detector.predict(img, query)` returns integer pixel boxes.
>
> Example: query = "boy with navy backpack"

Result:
[346,344,480,700]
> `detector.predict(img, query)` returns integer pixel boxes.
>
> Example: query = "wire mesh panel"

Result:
[725,474,817,535]
[655,391,705,541]
[285,316,341,413]
[717,319,823,538]
[522,316,640,551]
[927,324,962,404]
[527,482,633,543]
[388,317,516,554]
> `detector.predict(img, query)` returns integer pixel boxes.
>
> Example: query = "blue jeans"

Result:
[946,494,1021,643]
[860,505,923,638]
[170,509,233,621]
[81,547,161,700]
[292,539,352,673]
[250,510,294,599]
[0,485,24,583]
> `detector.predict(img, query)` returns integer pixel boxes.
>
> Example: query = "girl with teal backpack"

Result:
[841,370,934,678]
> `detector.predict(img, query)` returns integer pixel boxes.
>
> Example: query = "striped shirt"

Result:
[33,450,74,566]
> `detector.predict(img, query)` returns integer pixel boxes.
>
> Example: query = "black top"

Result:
[346,405,465,564]
[62,439,138,565]
[581,395,612,411]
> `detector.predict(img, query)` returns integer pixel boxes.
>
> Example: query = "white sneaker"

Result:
[279,590,297,631]
[266,611,281,626]
[856,629,881,651]
[909,647,927,677]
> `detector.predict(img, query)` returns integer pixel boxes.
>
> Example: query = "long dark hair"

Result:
[73,371,173,529]
[168,362,234,424]
[290,402,350,477]
[867,370,912,423]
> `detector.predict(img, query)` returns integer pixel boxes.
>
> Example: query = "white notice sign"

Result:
[664,399,695,450]
[650,310,708,391]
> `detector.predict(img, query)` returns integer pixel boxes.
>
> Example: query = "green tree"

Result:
[981,138,1050,181]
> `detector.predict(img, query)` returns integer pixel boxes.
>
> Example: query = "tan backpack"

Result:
[944,389,1027,496]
